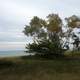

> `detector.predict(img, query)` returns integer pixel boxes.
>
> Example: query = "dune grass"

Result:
[0,56,80,80]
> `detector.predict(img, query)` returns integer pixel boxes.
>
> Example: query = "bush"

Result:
[64,50,80,57]
[26,38,64,58]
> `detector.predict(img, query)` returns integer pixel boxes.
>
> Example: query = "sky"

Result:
[0,0,80,50]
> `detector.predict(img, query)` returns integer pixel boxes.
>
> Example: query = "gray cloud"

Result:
[0,0,80,50]
[0,0,80,43]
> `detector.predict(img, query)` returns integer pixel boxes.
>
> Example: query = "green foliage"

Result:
[47,14,62,32]
[64,15,80,50]
[65,15,80,28]
[23,13,80,58]
[23,16,46,36]
[64,50,80,57]
[26,34,64,57]
[23,13,62,37]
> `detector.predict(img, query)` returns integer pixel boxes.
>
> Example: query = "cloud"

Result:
[0,0,80,43]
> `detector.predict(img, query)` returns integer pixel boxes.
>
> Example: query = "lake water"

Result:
[0,50,29,57]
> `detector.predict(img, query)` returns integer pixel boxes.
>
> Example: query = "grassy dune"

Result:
[0,56,80,80]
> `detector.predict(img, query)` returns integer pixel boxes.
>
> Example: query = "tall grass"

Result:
[0,56,80,80]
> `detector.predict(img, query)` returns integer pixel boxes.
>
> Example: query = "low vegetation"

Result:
[0,56,80,80]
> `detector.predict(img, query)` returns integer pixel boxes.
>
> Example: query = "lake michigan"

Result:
[0,50,29,57]
[0,42,29,57]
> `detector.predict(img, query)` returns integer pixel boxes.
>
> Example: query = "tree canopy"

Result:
[23,13,80,57]
[65,15,80,28]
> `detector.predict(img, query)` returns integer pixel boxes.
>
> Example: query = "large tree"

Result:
[23,14,80,57]
[23,14,64,56]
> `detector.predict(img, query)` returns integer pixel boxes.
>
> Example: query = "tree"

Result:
[65,15,80,28]
[47,14,62,32]
[64,15,80,50]
[23,13,64,57]
[23,16,45,37]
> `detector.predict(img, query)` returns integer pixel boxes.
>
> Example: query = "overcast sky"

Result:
[0,0,80,50]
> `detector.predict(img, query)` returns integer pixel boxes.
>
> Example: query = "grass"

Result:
[0,55,80,80]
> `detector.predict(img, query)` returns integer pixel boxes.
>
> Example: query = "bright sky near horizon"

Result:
[0,0,80,50]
